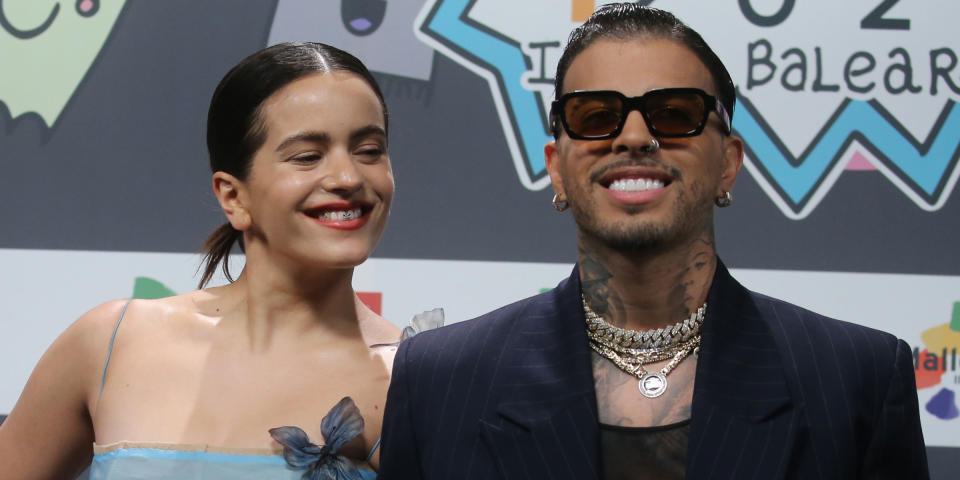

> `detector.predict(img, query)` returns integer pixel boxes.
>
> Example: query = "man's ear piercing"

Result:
[552,193,569,212]
[715,191,733,208]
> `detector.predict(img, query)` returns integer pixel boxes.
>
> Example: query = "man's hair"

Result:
[552,3,735,137]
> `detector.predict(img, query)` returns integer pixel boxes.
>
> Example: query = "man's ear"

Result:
[718,134,744,195]
[544,139,567,201]
[212,172,251,231]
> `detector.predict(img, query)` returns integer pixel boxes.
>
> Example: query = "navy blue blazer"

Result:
[380,262,929,479]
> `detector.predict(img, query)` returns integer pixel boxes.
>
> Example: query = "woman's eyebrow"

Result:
[350,125,387,142]
[275,131,330,152]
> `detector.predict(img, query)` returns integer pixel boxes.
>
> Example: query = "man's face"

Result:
[545,38,743,252]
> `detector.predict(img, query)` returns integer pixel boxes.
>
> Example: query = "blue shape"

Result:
[421,0,551,180]
[925,387,959,420]
[736,95,960,209]
[350,18,373,31]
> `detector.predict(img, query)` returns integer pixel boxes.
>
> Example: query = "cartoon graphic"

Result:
[416,0,572,188]
[414,0,960,216]
[0,0,127,127]
[342,0,387,36]
[736,95,960,218]
[915,302,960,420]
[269,0,434,81]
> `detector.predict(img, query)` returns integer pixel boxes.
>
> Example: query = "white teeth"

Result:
[608,178,665,192]
[318,208,362,221]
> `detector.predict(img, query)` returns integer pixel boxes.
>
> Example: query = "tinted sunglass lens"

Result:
[564,94,623,138]
[646,92,706,135]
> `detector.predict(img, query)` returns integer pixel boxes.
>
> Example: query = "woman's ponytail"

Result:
[198,222,243,288]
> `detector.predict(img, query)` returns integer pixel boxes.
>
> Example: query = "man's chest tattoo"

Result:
[592,352,694,427]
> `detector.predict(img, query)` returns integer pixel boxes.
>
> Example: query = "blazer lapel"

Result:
[475,262,806,479]
[477,266,601,480]
[686,262,801,479]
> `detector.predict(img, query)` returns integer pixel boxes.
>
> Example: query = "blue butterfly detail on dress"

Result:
[269,308,445,479]
[269,397,369,480]
[399,308,444,342]
[369,307,445,348]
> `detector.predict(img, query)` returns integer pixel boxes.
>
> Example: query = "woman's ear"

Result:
[212,172,252,231]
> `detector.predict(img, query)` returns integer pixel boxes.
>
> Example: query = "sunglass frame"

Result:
[551,87,731,140]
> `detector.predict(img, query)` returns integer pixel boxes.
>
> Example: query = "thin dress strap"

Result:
[366,437,381,461]
[98,299,133,400]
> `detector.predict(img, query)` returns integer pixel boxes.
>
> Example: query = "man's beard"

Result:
[567,183,711,255]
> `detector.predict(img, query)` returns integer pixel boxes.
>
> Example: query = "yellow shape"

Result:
[572,0,594,21]
[921,323,960,352]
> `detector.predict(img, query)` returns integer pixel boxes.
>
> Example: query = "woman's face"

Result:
[240,71,393,270]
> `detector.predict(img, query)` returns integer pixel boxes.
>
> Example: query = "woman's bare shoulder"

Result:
[96,290,220,333]
[63,299,135,354]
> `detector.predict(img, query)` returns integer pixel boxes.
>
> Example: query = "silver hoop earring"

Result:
[552,194,569,212]
[641,138,660,153]
[715,191,733,208]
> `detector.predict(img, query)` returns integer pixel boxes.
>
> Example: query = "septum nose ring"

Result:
[640,138,660,153]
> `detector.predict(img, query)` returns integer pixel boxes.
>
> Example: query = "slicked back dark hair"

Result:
[199,42,388,288]
[552,3,735,137]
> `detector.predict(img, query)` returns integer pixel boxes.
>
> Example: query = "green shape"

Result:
[539,288,552,294]
[952,301,960,332]
[132,277,177,299]
[0,0,128,126]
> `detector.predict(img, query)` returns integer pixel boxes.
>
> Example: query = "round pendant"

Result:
[638,372,667,398]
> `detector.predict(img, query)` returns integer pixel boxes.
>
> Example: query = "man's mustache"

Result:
[588,156,682,184]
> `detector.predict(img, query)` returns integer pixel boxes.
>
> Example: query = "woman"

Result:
[0,42,412,479]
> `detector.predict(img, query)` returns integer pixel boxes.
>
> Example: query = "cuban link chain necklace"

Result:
[583,294,705,398]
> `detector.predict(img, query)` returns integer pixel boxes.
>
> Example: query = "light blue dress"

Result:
[90,442,377,480]
[88,302,444,480]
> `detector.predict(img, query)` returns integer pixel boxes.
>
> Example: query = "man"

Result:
[379,4,928,479]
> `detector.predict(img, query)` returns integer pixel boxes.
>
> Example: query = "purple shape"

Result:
[925,387,959,420]
[349,18,373,31]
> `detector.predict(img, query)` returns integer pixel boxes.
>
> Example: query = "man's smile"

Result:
[608,178,665,192]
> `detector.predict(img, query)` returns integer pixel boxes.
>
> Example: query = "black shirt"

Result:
[600,420,690,479]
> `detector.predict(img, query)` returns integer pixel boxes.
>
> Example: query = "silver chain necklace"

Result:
[584,296,706,349]
[583,295,705,398]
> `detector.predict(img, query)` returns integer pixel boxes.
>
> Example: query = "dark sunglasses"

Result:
[550,88,731,140]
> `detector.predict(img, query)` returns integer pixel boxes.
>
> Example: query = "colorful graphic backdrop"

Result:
[1,1,956,476]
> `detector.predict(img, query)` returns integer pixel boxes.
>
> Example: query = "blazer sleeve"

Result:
[377,336,424,480]
[861,339,930,479]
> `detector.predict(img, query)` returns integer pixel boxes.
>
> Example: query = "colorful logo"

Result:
[269,0,434,81]
[0,0,127,127]
[914,301,960,420]
[414,0,960,217]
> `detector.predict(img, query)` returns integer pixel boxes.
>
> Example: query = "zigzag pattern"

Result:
[418,0,960,217]
[418,0,552,189]
[736,95,960,216]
